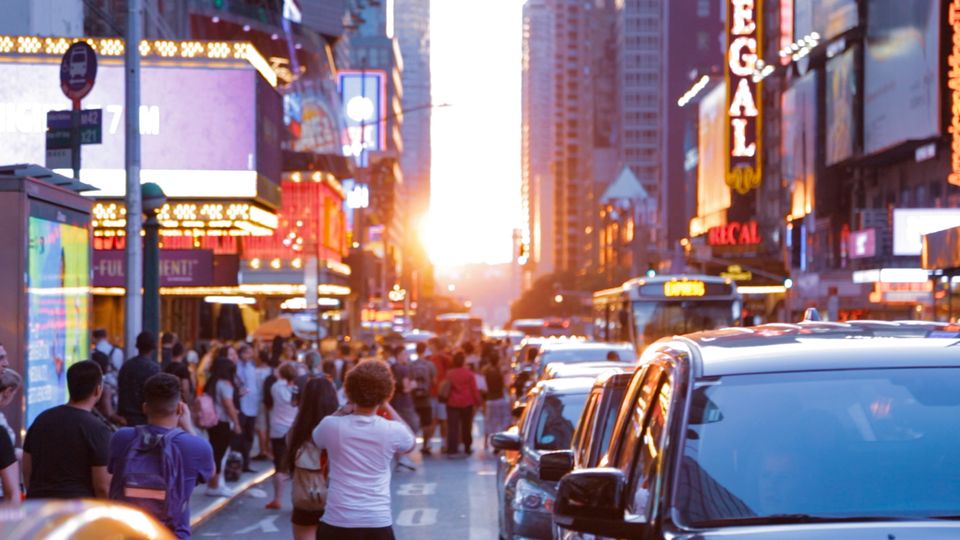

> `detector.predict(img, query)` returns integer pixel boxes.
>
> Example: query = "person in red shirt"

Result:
[424,338,451,453]
[443,351,482,456]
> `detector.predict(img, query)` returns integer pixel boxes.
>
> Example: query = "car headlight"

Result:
[514,478,554,513]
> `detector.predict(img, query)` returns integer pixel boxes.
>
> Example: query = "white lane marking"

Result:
[235,515,279,534]
[476,470,496,476]
[395,507,439,526]
[396,482,437,496]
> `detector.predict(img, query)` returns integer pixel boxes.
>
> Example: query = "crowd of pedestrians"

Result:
[0,326,517,539]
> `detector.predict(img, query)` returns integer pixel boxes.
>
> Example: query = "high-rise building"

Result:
[394,0,433,299]
[521,0,615,280]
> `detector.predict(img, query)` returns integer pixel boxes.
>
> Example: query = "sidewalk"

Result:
[190,462,275,529]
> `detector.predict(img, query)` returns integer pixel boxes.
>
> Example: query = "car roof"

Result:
[592,368,638,389]
[534,376,597,394]
[676,321,960,377]
[540,341,633,352]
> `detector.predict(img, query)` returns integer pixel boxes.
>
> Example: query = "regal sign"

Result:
[949,0,960,186]
[725,0,763,194]
[708,221,761,246]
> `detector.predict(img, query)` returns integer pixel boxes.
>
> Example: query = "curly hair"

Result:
[344,359,394,408]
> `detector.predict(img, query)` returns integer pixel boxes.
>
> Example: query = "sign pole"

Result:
[124,0,144,355]
[70,99,81,179]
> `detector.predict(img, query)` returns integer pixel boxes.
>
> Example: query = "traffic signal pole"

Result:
[124,0,143,355]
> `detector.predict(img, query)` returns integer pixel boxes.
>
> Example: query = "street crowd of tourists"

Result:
[0,328,516,539]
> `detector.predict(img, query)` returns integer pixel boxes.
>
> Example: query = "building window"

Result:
[697,0,710,17]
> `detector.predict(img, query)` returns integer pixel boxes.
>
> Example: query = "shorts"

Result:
[430,398,447,421]
[316,522,395,540]
[291,507,323,527]
[415,404,433,427]
[270,437,288,471]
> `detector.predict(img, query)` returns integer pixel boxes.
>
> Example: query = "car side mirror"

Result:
[490,431,523,451]
[538,449,574,482]
[554,468,649,538]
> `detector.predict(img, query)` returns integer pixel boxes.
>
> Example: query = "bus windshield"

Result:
[633,300,737,347]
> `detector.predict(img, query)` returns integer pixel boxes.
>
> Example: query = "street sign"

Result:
[45,109,102,148]
[45,148,72,169]
[46,128,101,149]
[46,109,101,131]
[60,42,97,102]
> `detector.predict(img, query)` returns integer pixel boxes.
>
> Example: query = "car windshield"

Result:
[632,301,735,348]
[677,368,960,525]
[534,392,589,451]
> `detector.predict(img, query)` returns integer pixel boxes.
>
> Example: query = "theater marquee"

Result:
[726,0,763,194]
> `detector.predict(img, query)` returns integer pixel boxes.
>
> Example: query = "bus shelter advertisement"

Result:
[26,211,90,427]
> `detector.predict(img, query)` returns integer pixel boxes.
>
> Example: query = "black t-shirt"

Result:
[484,366,505,401]
[0,429,14,471]
[164,361,193,395]
[23,405,112,499]
[118,355,161,426]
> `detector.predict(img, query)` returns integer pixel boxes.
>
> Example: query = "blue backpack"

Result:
[109,426,187,532]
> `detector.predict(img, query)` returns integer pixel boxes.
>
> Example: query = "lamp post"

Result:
[142,182,166,340]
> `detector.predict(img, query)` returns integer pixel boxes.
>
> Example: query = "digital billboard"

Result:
[696,84,730,231]
[26,203,90,427]
[0,62,268,197]
[864,0,941,155]
[794,0,858,41]
[338,70,386,166]
[826,47,856,165]
[781,72,816,219]
[894,209,960,256]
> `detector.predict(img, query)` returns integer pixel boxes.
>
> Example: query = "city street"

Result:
[195,434,499,539]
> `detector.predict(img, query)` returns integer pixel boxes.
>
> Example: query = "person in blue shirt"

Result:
[109,373,215,539]
[235,344,261,472]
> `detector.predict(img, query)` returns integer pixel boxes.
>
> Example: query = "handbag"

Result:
[291,441,327,512]
[437,379,452,403]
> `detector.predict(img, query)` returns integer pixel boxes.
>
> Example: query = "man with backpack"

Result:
[109,373,214,539]
[410,342,437,455]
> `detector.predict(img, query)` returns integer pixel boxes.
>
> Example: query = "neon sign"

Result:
[725,0,763,194]
[708,220,761,246]
[949,0,960,187]
[664,280,707,298]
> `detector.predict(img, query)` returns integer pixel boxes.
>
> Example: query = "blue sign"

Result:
[59,42,97,102]
[46,109,102,130]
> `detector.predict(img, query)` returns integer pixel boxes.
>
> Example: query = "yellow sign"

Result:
[721,265,753,281]
[664,280,707,298]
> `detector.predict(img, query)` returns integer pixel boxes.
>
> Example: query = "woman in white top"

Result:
[265,362,299,510]
[313,359,416,540]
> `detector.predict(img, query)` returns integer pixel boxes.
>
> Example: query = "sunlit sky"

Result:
[425,0,524,269]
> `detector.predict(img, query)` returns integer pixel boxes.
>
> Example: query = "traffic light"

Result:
[646,264,656,279]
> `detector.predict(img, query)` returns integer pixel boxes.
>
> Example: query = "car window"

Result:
[614,364,663,472]
[573,391,600,464]
[676,368,960,525]
[592,383,629,466]
[627,377,673,515]
[534,392,589,451]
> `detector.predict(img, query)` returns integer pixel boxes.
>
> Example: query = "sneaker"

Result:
[205,485,234,498]
[265,500,281,510]
[397,456,417,471]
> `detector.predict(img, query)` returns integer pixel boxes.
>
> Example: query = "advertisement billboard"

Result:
[93,249,214,287]
[864,0,941,155]
[338,70,386,166]
[26,203,90,427]
[781,72,817,219]
[893,209,960,256]
[826,47,857,165]
[794,0,858,41]
[697,84,730,228]
[0,62,267,197]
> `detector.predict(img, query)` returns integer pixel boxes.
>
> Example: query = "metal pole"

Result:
[124,0,143,355]
[142,212,160,339]
[70,99,81,179]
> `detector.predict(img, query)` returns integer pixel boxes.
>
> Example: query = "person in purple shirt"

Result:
[109,373,214,539]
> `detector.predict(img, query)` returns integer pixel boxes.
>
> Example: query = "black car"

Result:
[553,320,960,539]
[493,377,595,540]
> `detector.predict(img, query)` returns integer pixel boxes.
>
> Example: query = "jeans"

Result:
[208,421,233,473]
[445,405,475,454]
[236,413,257,469]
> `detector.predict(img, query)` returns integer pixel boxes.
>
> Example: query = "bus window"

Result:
[618,303,631,343]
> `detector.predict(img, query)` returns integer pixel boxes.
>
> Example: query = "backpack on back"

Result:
[109,427,187,532]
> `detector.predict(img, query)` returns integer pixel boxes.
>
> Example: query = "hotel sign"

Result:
[949,0,960,186]
[725,0,763,194]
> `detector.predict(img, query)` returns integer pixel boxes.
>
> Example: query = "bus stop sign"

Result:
[60,42,97,102]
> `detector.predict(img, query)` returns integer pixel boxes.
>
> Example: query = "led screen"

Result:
[338,70,386,166]
[26,207,90,427]
[826,47,856,165]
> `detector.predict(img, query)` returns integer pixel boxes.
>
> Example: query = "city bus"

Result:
[434,312,484,344]
[593,274,741,352]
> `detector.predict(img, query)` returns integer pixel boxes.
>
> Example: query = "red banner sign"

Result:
[725,0,763,194]
[949,0,960,186]
[708,221,761,246]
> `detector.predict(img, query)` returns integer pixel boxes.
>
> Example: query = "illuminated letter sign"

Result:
[664,280,707,298]
[707,220,762,246]
[949,0,960,187]
[725,0,763,194]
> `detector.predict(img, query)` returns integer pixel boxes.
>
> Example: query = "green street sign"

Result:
[45,126,101,149]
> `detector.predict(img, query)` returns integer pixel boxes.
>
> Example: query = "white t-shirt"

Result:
[312,414,415,528]
[269,382,298,439]
[215,380,234,423]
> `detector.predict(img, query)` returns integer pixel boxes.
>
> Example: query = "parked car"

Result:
[543,361,633,381]
[533,342,635,381]
[553,320,960,539]
[493,377,595,540]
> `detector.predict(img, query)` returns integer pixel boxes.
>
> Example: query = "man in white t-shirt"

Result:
[313,359,415,539]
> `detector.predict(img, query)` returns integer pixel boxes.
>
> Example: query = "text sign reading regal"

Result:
[725,0,763,194]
